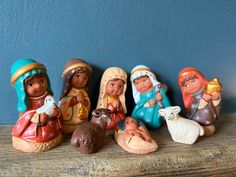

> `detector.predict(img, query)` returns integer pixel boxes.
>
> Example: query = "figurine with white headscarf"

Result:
[130,65,171,129]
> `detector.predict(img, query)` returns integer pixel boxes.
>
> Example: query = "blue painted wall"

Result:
[1,0,236,123]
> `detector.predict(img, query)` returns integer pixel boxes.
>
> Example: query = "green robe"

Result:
[132,87,171,129]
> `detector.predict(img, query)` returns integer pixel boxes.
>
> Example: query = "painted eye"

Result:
[184,84,189,88]
[28,83,33,87]
[41,80,46,84]
[92,110,101,117]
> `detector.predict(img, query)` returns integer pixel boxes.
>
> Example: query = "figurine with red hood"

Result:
[178,67,222,136]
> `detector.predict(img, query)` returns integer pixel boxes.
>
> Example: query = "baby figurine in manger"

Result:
[115,116,158,154]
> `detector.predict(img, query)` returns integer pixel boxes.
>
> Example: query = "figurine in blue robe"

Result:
[131,65,171,129]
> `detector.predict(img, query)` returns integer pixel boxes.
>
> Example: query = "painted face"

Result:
[71,71,88,89]
[134,76,153,93]
[106,79,124,98]
[125,117,138,130]
[182,77,202,94]
[25,75,48,97]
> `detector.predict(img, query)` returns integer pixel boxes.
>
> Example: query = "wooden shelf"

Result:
[0,115,236,177]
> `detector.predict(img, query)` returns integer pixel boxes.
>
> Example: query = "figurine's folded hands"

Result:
[202,93,212,102]
[76,92,85,103]
[156,92,163,101]
[69,96,78,106]
[148,100,156,106]
[68,93,86,106]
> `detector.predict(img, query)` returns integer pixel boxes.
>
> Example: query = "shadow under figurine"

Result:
[10,58,62,152]
[159,106,204,145]
[178,67,222,136]
[70,108,111,154]
[115,116,158,154]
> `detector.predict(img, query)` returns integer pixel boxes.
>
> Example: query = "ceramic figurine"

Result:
[10,58,62,152]
[59,58,92,134]
[159,106,204,145]
[115,117,158,154]
[178,67,222,136]
[96,67,127,132]
[130,65,171,129]
[71,108,111,154]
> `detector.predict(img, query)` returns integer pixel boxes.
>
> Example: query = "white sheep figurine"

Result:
[159,106,204,145]
[36,95,56,117]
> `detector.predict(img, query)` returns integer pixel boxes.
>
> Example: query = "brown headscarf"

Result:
[60,58,92,99]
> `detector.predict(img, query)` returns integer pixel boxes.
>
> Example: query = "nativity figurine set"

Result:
[10,58,223,154]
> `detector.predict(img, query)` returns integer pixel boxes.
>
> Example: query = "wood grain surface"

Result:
[0,115,235,177]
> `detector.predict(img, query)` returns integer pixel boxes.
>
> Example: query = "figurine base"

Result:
[12,133,63,152]
[203,125,215,136]
[115,132,158,154]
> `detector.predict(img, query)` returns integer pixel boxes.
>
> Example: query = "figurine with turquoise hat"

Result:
[10,58,62,152]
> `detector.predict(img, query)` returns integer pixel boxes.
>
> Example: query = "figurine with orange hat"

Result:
[178,67,222,136]
[10,58,62,152]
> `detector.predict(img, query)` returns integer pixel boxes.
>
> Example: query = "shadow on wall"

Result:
[88,65,103,118]
[221,97,236,114]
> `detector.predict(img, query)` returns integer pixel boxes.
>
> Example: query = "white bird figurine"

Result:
[36,95,56,117]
